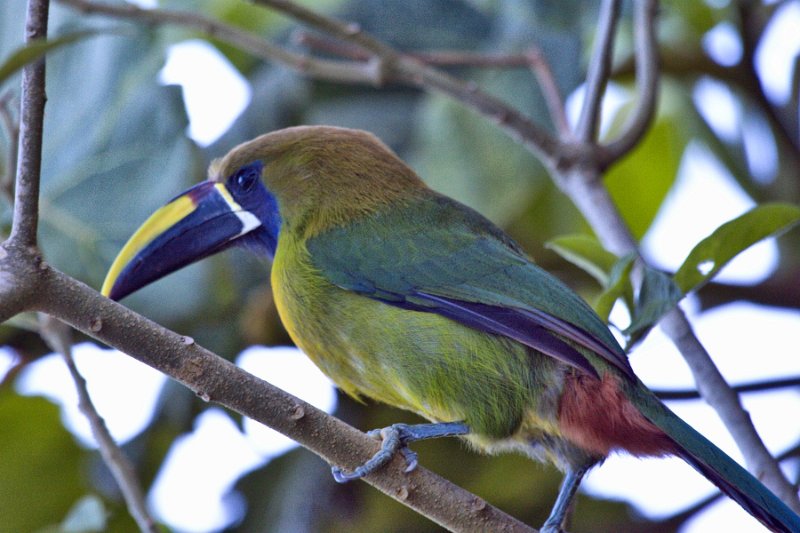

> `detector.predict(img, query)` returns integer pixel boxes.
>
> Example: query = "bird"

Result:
[102,125,800,532]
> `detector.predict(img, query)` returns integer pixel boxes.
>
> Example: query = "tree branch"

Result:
[653,375,800,400]
[658,310,799,510]
[601,0,659,165]
[294,29,571,137]
[21,266,533,533]
[10,0,49,247]
[525,48,571,137]
[575,0,621,142]
[58,0,562,163]
[37,314,158,533]
[555,0,799,512]
[698,275,800,312]
[252,0,564,160]
[58,0,383,85]
[2,2,540,530]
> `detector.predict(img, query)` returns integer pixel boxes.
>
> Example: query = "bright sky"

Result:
[3,2,800,532]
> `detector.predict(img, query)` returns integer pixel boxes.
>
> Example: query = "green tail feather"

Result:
[634,391,800,533]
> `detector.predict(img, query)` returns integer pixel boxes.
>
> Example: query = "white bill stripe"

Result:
[214,183,262,238]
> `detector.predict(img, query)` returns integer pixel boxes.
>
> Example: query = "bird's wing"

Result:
[306,193,633,379]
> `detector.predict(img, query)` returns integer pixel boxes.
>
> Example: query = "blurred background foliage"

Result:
[0,0,798,532]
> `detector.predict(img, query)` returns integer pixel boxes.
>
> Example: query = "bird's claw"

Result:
[539,524,564,533]
[331,423,419,483]
[399,445,418,472]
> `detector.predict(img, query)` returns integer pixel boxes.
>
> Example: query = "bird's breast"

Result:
[269,234,564,441]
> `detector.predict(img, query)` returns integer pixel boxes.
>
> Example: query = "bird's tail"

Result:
[632,389,800,533]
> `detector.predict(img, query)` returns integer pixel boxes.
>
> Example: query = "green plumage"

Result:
[272,222,558,441]
[103,126,800,532]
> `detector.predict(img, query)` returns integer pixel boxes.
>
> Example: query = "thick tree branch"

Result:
[22,267,533,533]
[10,0,49,247]
[3,2,538,530]
[38,314,158,533]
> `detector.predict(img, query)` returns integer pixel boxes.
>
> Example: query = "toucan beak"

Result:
[101,180,263,301]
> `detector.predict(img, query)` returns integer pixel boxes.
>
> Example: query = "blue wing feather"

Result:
[307,193,633,379]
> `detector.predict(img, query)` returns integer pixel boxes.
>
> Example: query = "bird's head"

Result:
[101,125,424,301]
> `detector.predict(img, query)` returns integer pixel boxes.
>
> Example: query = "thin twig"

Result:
[602,0,659,164]
[575,0,621,142]
[293,30,531,68]
[57,0,380,85]
[57,0,563,163]
[251,0,563,160]
[37,314,158,533]
[293,30,570,137]
[525,48,570,136]
[10,0,49,247]
[654,375,800,401]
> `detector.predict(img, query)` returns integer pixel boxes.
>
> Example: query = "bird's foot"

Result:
[331,421,469,483]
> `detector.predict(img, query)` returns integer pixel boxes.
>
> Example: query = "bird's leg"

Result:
[540,464,591,533]
[331,421,470,483]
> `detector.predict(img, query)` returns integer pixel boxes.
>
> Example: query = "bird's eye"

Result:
[235,168,257,192]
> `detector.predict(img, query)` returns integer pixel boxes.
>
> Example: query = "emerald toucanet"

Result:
[102,126,800,532]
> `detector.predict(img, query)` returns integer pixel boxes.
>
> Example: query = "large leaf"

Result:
[674,203,800,294]
[622,204,800,343]
[0,392,86,532]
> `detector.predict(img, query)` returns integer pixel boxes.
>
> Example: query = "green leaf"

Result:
[0,392,86,532]
[605,82,688,240]
[0,31,103,86]
[674,203,800,294]
[624,267,683,346]
[545,234,618,286]
[595,253,636,322]
[545,236,637,322]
